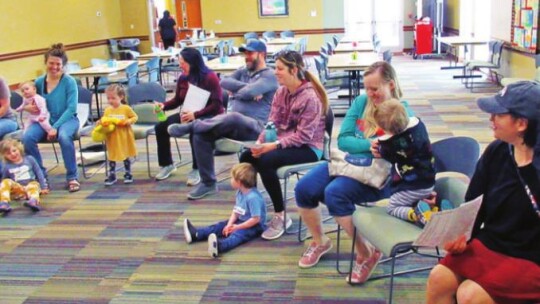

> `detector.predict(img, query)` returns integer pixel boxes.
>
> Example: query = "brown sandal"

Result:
[67,180,81,193]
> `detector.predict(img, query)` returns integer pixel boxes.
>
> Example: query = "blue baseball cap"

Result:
[477,81,540,119]
[239,40,267,53]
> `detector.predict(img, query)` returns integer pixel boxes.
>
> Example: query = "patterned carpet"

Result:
[0,55,498,304]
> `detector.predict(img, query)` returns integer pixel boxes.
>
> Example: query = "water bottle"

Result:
[264,122,277,143]
[155,105,167,122]
[351,41,358,61]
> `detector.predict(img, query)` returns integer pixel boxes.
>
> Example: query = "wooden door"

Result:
[175,0,202,40]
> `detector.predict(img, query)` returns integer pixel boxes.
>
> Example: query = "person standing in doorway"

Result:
[159,10,177,50]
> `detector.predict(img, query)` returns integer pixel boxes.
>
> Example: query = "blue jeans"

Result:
[295,162,391,217]
[0,118,18,138]
[22,117,79,181]
[192,112,264,185]
[195,219,263,253]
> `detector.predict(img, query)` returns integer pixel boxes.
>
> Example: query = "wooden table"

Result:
[328,52,380,105]
[206,55,245,76]
[437,36,489,69]
[334,42,374,53]
[70,60,145,117]
[266,38,297,45]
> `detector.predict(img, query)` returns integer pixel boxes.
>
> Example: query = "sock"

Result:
[108,161,116,178]
[123,158,131,176]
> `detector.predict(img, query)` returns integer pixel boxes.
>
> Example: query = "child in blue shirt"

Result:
[183,163,266,257]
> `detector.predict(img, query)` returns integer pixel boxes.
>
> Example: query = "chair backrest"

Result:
[132,103,160,124]
[9,91,23,110]
[298,37,308,55]
[332,35,339,47]
[313,57,326,84]
[431,136,480,179]
[127,82,167,105]
[434,176,468,208]
[125,62,139,87]
[383,50,392,63]
[225,39,236,56]
[280,30,294,38]
[145,57,160,83]
[244,32,258,42]
[262,31,277,40]
[320,45,328,55]
[491,41,504,67]
[77,86,93,127]
[326,41,334,54]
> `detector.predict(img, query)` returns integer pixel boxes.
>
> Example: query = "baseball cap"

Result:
[477,81,540,120]
[239,40,267,53]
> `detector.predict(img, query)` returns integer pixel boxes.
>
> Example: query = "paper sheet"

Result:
[413,195,483,247]
[182,84,211,113]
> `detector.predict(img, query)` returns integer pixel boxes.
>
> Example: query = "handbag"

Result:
[328,148,391,189]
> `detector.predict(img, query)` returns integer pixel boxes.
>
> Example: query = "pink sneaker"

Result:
[298,239,333,268]
[346,248,382,284]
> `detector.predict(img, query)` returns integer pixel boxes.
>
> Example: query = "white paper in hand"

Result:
[413,195,483,247]
[183,83,211,112]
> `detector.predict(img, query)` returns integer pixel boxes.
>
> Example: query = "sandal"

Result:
[67,180,81,193]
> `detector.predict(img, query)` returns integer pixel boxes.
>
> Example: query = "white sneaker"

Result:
[208,233,218,258]
[155,164,176,181]
[186,169,201,186]
[261,214,292,240]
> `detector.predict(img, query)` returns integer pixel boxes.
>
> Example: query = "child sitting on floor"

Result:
[374,98,451,227]
[0,139,49,213]
[183,163,266,257]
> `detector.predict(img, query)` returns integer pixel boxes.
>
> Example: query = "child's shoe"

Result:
[208,233,218,258]
[414,201,432,227]
[183,218,197,244]
[23,198,41,212]
[439,199,454,211]
[124,173,134,184]
[104,174,117,186]
[0,202,12,213]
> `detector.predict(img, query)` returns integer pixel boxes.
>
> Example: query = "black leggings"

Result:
[240,146,318,213]
[154,114,197,170]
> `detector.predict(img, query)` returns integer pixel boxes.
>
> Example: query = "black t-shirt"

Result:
[159,17,176,40]
[466,140,540,265]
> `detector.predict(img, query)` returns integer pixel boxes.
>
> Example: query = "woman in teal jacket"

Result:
[295,61,414,283]
[22,43,80,192]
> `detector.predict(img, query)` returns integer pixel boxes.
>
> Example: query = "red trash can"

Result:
[414,19,433,56]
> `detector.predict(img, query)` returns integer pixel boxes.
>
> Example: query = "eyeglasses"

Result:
[276,50,299,66]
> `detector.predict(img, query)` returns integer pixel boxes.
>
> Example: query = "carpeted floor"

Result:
[0,54,498,304]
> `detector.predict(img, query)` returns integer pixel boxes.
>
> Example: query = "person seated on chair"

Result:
[21,43,80,193]
[153,48,224,183]
[167,39,278,200]
[0,76,19,139]
[373,98,438,227]
[294,62,413,284]
[427,81,540,304]
[240,50,328,241]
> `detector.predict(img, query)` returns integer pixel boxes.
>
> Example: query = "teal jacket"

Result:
[337,94,414,157]
[35,74,78,129]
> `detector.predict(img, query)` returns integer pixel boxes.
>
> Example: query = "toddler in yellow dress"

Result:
[98,84,138,186]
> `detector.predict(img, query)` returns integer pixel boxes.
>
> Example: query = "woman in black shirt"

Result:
[427,81,540,304]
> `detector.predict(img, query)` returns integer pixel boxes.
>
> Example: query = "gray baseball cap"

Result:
[477,81,540,119]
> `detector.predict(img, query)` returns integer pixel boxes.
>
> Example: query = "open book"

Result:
[413,195,483,247]
[182,83,211,113]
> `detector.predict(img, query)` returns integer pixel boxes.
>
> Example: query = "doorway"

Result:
[344,0,403,51]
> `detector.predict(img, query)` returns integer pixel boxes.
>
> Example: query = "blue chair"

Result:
[141,57,159,83]
[431,136,480,180]
[262,31,277,41]
[244,32,258,42]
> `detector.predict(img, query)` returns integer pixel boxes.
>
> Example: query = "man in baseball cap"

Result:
[239,39,267,54]
[477,80,540,119]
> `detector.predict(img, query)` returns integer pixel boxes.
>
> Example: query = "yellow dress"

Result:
[103,104,138,162]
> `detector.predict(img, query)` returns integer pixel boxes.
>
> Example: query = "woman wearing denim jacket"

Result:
[240,50,328,241]
[295,61,414,284]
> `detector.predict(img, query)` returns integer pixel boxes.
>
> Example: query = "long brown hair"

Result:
[362,61,403,138]
[276,50,328,115]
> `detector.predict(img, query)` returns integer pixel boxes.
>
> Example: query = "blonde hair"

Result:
[276,50,328,115]
[231,163,257,188]
[374,98,409,135]
[0,139,24,163]
[18,81,36,91]
[362,61,403,138]
[45,43,68,65]
[105,84,127,104]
